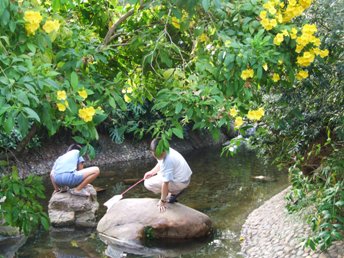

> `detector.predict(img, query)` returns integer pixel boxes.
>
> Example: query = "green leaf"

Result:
[23,107,40,122]
[17,90,30,105]
[72,136,86,144]
[202,0,210,11]
[18,113,29,136]
[172,127,184,139]
[0,9,10,26]
[4,114,14,134]
[0,0,9,17]
[175,103,183,114]
[71,72,78,89]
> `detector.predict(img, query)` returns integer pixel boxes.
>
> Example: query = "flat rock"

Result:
[97,198,212,245]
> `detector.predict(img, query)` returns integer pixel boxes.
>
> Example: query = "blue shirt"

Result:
[52,150,84,174]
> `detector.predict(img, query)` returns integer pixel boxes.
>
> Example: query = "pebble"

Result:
[240,187,343,258]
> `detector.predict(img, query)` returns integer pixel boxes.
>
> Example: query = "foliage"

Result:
[0,0,330,157]
[286,148,344,250]
[249,0,344,250]
[0,168,49,235]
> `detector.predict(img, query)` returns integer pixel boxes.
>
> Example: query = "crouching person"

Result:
[144,138,192,212]
[50,144,100,197]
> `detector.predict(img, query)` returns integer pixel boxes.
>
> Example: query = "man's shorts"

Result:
[53,171,83,187]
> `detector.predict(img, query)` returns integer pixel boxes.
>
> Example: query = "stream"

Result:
[15,146,289,257]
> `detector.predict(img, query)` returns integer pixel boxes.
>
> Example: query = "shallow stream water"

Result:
[16,146,289,257]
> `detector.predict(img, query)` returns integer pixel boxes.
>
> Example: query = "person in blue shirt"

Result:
[50,144,100,197]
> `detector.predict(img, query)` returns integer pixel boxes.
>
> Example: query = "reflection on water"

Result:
[16,146,289,258]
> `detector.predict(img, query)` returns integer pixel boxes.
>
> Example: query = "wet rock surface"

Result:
[97,198,212,245]
[240,187,344,258]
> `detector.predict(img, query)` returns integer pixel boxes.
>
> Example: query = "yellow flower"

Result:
[299,0,312,9]
[297,51,315,67]
[263,1,277,15]
[24,11,42,24]
[263,63,268,71]
[273,33,284,46]
[124,94,131,103]
[78,89,88,100]
[234,116,244,129]
[25,22,40,35]
[57,103,66,112]
[247,107,265,121]
[259,10,267,19]
[319,49,329,58]
[171,17,180,29]
[229,108,238,117]
[57,90,67,100]
[78,106,96,122]
[199,33,209,42]
[272,73,280,82]
[295,45,303,53]
[23,11,42,35]
[290,28,298,39]
[261,18,277,31]
[43,20,60,33]
[241,69,254,80]
[296,70,309,80]
[302,24,317,35]
[282,29,289,36]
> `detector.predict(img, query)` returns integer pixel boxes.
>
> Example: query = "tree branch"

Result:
[102,0,146,47]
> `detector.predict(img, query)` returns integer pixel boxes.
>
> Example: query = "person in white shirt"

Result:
[144,138,192,212]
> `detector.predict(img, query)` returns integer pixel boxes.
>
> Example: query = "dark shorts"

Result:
[53,171,83,187]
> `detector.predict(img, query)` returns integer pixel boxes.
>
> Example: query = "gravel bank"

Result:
[240,187,343,258]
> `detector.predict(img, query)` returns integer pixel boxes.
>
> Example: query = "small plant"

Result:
[144,226,155,240]
[0,167,50,236]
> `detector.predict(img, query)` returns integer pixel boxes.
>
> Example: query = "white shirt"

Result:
[159,148,192,183]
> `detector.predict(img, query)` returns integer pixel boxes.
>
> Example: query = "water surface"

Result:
[16,146,289,257]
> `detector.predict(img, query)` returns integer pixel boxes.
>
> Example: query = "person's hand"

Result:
[157,200,167,213]
[144,171,154,179]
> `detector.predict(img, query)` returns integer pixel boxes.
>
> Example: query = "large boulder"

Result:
[97,198,212,246]
[48,185,99,228]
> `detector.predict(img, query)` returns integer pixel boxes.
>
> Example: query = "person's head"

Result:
[66,143,82,152]
[149,138,166,160]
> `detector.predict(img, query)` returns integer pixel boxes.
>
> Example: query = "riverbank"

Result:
[240,187,343,258]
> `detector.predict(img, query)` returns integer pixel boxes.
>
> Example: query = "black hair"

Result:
[66,143,82,152]
[149,138,160,152]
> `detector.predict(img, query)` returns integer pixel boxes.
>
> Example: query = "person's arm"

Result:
[77,162,84,171]
[144,163,160,179]
[157,181,169,212]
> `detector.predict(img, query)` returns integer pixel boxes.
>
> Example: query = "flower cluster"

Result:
[247,108,265,121]
[56,90,68,111]
[78,107,96,122]
[78,89,88,100]
[23,10,60,36]
[241,68,254,80]
[24,11,42,35]
[258,1,329,82]
[43,19,60,34]
[230,107,265,129]
[260,0,312,30]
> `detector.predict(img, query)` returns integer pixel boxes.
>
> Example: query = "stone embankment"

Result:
[240,188,343,258]
[17,131,226,176]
